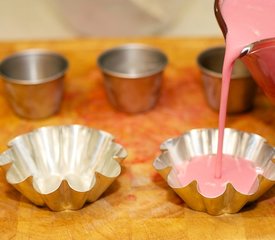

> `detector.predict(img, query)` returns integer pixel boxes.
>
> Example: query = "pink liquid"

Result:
[176,155,260,198]
[175,1,275,198]
[216,0,275,178]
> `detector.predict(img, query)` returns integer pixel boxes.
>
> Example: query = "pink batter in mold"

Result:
[176,154,260,198]
[216,0,275,178]
[175,1,275,198]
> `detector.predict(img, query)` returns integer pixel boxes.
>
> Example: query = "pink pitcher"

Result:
[215,0,275,104]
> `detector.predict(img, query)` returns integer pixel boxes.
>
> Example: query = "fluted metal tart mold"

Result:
[0,125,127,211]
[153,128,275,215]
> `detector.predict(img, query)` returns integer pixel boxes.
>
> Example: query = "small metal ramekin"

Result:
[197,46,257,114]
[97,43,168,113]
[0,49,68,119]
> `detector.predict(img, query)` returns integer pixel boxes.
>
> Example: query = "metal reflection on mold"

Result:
[0,125,127,211]
[153,128,275,215]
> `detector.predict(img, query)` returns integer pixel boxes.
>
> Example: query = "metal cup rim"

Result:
[197,46,251,79]
[97,43,168,79]
[0,49,69,85]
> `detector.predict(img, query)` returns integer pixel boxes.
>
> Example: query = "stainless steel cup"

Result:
[0,49,68,119]
[97,44,168,113]
[197,46,257,114]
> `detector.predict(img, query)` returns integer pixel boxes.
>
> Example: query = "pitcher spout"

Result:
[240,38,275,104]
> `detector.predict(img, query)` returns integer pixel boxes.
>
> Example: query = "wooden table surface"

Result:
[0,38,274,240]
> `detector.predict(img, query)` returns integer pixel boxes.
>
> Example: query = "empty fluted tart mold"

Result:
[0,125,127,211]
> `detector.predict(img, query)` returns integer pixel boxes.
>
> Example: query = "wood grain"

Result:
[0,38,274,239]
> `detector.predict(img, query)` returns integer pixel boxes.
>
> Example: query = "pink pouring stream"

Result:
[176,0,275,197]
